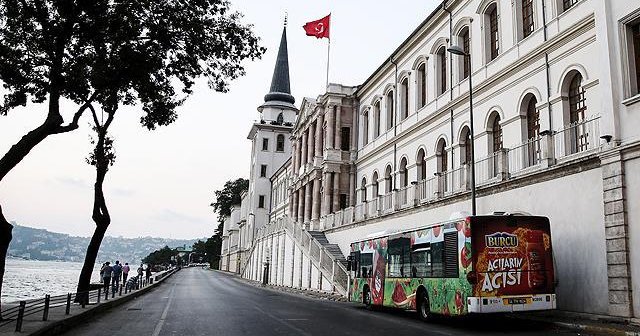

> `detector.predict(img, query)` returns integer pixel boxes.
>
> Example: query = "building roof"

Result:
[260,25,296,111]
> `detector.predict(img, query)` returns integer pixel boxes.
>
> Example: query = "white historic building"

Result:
[223,0,640,319]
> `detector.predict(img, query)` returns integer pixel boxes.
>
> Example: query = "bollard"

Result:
[119,284,123,296]
[81,294,86,308]
[112,285,115,299]
[66,293,72,315]
[15,301,26,332]
[43,294,50,321]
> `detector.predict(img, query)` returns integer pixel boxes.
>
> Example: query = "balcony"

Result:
[317,116,602,231]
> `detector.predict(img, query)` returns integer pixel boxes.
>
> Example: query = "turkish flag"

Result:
[303,14,330,39]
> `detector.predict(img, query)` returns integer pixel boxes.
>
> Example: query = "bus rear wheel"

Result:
[417,290,432,321]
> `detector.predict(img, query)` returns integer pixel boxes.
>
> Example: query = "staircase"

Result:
[246,216,350,296]
[308,231,348,268]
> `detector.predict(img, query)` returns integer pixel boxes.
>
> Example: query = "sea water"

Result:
[2,259,102,303]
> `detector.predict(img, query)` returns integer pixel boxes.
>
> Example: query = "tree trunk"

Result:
[75,109,114,303]
[0,207,13,321]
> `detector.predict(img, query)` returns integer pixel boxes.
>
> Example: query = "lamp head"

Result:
[447,45,467,56]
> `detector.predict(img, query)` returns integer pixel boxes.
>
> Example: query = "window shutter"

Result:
[444,232,459,278]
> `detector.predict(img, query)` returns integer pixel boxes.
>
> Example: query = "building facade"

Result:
[228,0,640,319]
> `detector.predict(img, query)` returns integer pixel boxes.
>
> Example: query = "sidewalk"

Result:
[0,268,179,336]
[216,270,640,336]
[508,310,640,336]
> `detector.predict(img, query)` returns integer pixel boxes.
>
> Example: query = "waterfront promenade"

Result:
[61,268,579,336]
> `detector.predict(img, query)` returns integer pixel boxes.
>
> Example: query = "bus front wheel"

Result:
[363,287,373,310]
[417,290,432,321]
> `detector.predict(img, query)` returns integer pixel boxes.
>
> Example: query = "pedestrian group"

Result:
[100,261,152,293]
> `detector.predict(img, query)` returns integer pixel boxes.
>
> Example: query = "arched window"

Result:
[417,148,427,181]
[460,127,472,165]
[489,113,502,177]
[568,73,588,153]
[399,157,408,187]
[276,134,285,152]
[492,116,503,153]
[436,139,448,193]
[374,101,381,138]
[526,97,539,140]
[522,94,540,167]
[459,27,471,80]
[569,74,586,125]
[372,172,379,198]
[384,165,393,193]
[521,0,534,39]
[386,90,394,130]
[437,139,448,173]
[485,3,500,62]
[277,112,284,125]
[361,177,367,203]
[437,46,447,95]
[400,78,409,120]
[362,110,369,146]
[417,63,427,108]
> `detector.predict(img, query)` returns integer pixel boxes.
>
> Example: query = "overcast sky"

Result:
[0,0,439,239]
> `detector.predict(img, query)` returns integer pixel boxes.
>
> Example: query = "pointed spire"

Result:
[263,21,295,107]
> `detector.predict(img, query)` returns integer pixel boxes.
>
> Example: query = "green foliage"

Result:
[0,0,266,125]
[192,236,221,268]
[210,178,249,228]
[142,245,179,265]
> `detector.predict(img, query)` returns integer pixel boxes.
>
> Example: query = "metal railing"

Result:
[0,268,176,332]
[554,116,600,159]
[416,176,437,203]
[508,136,543,174]
[381,192,393,214]
[474,151,500,185]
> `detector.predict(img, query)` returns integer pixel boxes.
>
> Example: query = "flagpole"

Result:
[326,38,330,90]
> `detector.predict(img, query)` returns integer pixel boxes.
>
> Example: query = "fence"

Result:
[0,268,176,332]
[554,116,600,159]
[508,136,543,175]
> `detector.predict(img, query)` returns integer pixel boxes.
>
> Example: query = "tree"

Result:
[192,237,218,267]
[209,178,249,267]
[142,246,179,266]
[0,0,265,312]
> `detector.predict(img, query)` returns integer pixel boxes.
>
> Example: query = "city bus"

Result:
[347,214,556,319]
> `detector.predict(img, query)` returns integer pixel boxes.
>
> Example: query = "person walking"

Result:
[122,262,130,283]
[111,260,123,294]
[101,262,113,294]
[137,264,144,286]
[145,265,152,284]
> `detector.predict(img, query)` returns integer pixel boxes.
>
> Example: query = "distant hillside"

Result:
[7,223,205,264]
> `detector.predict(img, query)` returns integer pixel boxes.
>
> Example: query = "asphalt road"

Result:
[62,268,585,336]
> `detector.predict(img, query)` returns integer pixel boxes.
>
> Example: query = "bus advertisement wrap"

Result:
[349,215,556,317]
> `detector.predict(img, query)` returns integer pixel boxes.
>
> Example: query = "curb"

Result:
[507,315,640,336]
[27,269,180,336]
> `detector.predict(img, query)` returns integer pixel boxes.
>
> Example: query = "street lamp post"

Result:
[447,45,476,216]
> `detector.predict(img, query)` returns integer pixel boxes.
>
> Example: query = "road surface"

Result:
[62,267,584,336]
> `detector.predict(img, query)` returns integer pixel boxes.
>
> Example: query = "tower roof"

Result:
[260,25,296,111]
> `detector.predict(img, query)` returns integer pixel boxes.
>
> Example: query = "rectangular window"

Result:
[341,127,350,151]
[276,135,285,152]
[388,237,411,278]
[462,30,470,79]
[360,253,373,278]
[258,195,265,208]
[262,138,269,151]
[489,6,499,61]
[633,23,640,93]
[522,0,534,38]
[563,0,578,12]
[339,194,348,210]
[260,164,267,177]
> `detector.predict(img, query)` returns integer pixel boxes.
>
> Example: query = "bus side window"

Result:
[360,253,373,278]
[388,237,411,278]
[411,243,431,278]
[350,251,361,277]
[431,242,444,277]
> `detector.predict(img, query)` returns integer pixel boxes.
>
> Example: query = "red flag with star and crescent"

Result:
[303,14,330,39]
